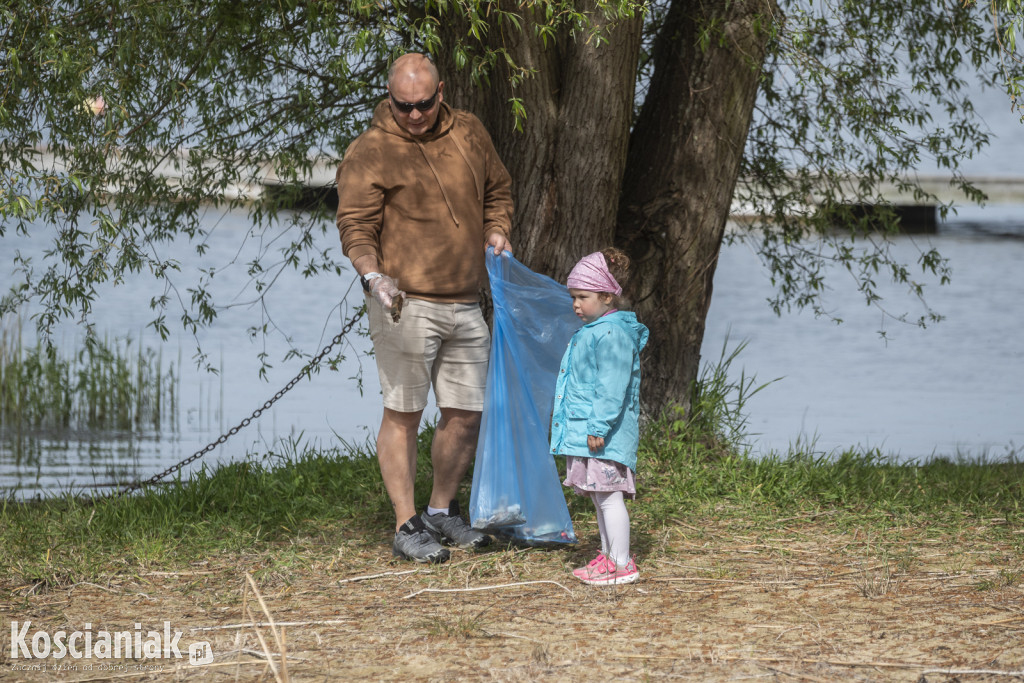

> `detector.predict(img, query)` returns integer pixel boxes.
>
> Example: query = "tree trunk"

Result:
[438,2,643,279]
[438,0,774,416]
[617,0,776,416]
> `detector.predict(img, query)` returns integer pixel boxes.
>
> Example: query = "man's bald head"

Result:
[388,53,440,90]
[386,53,444,137]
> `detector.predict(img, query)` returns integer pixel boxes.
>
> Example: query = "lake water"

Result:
[708,212,1024,461]
[2,90,1022,496]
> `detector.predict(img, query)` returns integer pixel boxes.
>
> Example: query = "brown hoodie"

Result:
[335,100,514,303]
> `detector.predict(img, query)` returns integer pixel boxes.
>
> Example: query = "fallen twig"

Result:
[193,618,356,632]
[244,573,288,683]
[825,563,890,580]
[68,659,279,681]
[762,664,835,683]
[972,615,1024,626]
[402,580,573,600]
[213,647,308,663]
[920,667,1024,677]
[70,581,121,594]
[650,577,796,585]
[669,517,705,533]
[243,601,280,682]
[692,653,1024,674]
[483,630,545,644]
[336,569,419,585]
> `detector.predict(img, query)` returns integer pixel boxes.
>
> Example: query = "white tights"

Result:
[592,490,631,569]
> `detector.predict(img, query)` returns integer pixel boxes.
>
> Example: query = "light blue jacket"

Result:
[548,311,649,471]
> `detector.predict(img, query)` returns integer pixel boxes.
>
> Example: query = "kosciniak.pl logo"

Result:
[9,621,213,665]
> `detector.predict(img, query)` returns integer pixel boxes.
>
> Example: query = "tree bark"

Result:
[618,0,776,416]
[438,0,775,416]
[438,2,643,279]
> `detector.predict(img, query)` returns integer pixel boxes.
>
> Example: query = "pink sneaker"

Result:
[572,553,610,580]
[579,556,639,586]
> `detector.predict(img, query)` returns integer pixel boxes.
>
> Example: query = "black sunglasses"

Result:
[389,85,440,114]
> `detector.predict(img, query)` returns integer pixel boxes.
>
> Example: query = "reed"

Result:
[0,318,178,433]
[665,336,779,459]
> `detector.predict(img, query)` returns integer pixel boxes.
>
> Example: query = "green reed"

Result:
[0,320,178,433]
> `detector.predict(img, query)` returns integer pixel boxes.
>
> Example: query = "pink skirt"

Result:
[562,456,636,499]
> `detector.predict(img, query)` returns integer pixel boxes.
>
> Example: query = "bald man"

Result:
[336,53,514,563]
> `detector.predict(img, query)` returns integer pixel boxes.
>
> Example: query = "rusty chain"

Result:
[107,307,366,499]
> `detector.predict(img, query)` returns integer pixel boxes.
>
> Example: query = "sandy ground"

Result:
[3,514,1023,682]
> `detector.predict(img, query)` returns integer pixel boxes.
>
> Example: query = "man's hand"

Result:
[371,275,405,317]
[486,232,511,256]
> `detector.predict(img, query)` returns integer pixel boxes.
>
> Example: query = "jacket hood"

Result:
[592,311,649,351]
[370,99,456,141]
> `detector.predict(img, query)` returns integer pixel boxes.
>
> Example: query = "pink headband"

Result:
[566,252,622,296]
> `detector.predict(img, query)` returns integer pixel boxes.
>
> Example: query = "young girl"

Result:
[549,248,649,585]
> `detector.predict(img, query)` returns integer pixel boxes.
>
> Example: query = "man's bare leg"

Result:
[428,407,482,509]
[376,407,423,531]
[419,407,491,549]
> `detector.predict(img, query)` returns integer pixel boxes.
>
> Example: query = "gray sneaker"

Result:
[421,500,492,550]
[392,516,450,564]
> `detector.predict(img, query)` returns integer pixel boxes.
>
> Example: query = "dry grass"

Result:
[3,516,1023,682]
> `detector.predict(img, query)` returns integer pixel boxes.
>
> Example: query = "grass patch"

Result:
[2,342,1021,589]
[4,420,1020,589]
[0,435,404,587]
[637,440,1022,530]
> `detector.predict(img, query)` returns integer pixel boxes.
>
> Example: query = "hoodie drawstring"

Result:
[415,139,461,227]
[449,134,483,203]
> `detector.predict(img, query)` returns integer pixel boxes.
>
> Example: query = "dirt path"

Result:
[3,517,1023,681]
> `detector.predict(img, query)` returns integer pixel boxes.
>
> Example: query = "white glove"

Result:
[370,275,405,322]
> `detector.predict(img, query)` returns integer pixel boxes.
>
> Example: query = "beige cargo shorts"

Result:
[367,296,490,413]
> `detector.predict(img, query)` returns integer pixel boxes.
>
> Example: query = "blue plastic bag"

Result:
[470,249,581,544]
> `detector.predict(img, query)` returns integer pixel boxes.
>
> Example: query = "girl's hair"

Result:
[602,247,631,300]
